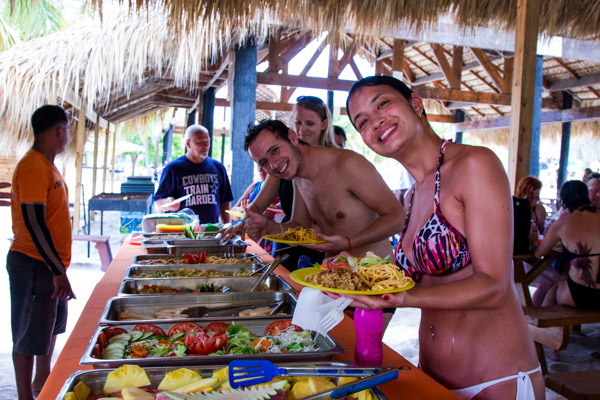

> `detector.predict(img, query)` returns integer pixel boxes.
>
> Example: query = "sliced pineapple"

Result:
[122,387,155,400]
[72,381,90,400]
[211,366,229,387]
[103,365,151,394]
[290,381,312,399]
[308,376,335,393]
[172,376,218,394]
[337,376,358,386]
[63,393,76,400]
[158,368,202,391]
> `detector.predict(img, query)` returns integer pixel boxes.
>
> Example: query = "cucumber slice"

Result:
[102,350,123,359]
[108,333,131,343]
[170,332,185,341]
[105,342,126,351]
[141,331,154,340]
[129,330,144,341]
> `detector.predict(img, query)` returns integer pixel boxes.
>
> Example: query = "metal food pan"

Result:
[58,362,394,400]
[118,275,295,296]
[80,318,345,368]
[141,239,169,254]
[141,233,186,239]
[99,291,297,324]
[165,239,249,256]
[132,253,264,266]
[125,263,265,279]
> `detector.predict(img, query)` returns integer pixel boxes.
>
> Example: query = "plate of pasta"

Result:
[290,253,415,295]
[263,227,326,245]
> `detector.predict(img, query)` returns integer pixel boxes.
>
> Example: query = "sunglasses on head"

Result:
[296,95,326,105]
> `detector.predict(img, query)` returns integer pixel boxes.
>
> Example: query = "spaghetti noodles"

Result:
[269,227,321,242]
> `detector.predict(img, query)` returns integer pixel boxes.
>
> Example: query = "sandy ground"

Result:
[0,207,597,399]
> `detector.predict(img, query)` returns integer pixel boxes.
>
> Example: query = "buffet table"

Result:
[38,239,458,400]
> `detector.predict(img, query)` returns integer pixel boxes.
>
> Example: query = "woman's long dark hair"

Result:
[560,180,596,213]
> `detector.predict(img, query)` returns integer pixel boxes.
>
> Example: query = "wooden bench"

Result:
[545,369,600,399]
[523,306,600,375]
[72,234,113,271]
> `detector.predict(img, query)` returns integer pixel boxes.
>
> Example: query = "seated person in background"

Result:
[154,124,233,224]
[534,180,600,359]
[582,168,593,183]
[243,119,405,259]
[587,172,600,209]
[515,176,546,236]
[333,125,346,148]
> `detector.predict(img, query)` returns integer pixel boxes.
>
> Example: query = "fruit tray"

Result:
[57,361,397,399]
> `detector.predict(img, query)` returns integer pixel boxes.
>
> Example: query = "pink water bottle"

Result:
[354,308,383,366]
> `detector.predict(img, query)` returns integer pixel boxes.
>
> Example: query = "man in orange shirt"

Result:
[8,105,75,400]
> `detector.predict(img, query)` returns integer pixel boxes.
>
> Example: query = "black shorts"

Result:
[567,276,600,310]
[7,250,68,355]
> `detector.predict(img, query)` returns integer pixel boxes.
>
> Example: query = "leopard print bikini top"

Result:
[394,140,471,281]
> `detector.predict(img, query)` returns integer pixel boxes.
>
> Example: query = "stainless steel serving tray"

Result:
[99,292,297,324]
[132,253,264,266]
[125,263,265,279]
[58,362,393,400]
[165,238,249,256]
[141,239,169,254]
[141,233,187,239]
[118,275,295,296]
[80,318,345,368]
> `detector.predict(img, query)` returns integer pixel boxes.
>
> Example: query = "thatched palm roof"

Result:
[1,1,599,156]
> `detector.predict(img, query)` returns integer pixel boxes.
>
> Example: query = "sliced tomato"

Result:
[103,327,127,339]
[92,344,101,359]
[199,251,207,263]
[132,324,166,336]
[205,321,229,335]
[168,322,204,336]
[320,259,349,271]
[97,331,108,351]
[131,345,149,357]
[184,332,227,355]
[265,320,302,336]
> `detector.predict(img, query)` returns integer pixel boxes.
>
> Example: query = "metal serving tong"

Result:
[249,255,288,292]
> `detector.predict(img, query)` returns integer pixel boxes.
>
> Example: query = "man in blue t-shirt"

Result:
[154,125,233,224]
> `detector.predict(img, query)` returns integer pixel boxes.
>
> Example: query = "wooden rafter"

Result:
[404,56,430,77]
[431,44,461,89]
[470,47,506,93]
[452,46,463,87]
[203,53,230,92]
[553,58,600,98]
[457,105,600,131]
[413,54,502,85]
[349,59,363,80]
[281,36,328,102]
[392,39,405,80]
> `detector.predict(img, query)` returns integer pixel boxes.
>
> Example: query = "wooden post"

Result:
[508,0,541,192]
[454,110,465,143]
[529,55,544,177]
[110,124,117,193]
[392,39,405,81]
[72,105,86,234]
[230,40,257,202]
[102,123,110,194]
[202,87,216,157]
[557,92,572,194]
[90,117,101,221]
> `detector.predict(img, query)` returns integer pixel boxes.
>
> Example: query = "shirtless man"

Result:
[243,119,404,258]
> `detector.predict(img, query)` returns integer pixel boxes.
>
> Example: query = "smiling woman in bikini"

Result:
[328,76,544,400]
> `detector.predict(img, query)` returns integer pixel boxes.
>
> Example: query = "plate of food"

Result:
[225,209,244,218]
[290,252,415,295]
[263,227,326,245]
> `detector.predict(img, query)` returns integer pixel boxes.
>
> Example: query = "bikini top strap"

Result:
[434,140,449,206]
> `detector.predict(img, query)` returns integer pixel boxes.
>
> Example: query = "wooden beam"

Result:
[110,124,117,192]
[403,58,415,83]
[508,0,541,192]
[281,36,328,102]
[470,48,506,93]
[268,35,282,73]
[431,44,461,89]
[392,39,405,80]
[349,59,363,80]
[456,105,600,131]
[504,56,514,93]
[367,18,600,62]
[413,86,512,106]
[547,71,600,92]
[413,55,502,85]
[62,90,108,129]
[72,105,86,234]
[102,123,110,193]
[91,116,100,199]
[452,46,463,87]
[203,53,230,92]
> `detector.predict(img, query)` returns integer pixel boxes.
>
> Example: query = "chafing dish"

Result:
[80,318,345,368]
[99,292,297,324]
